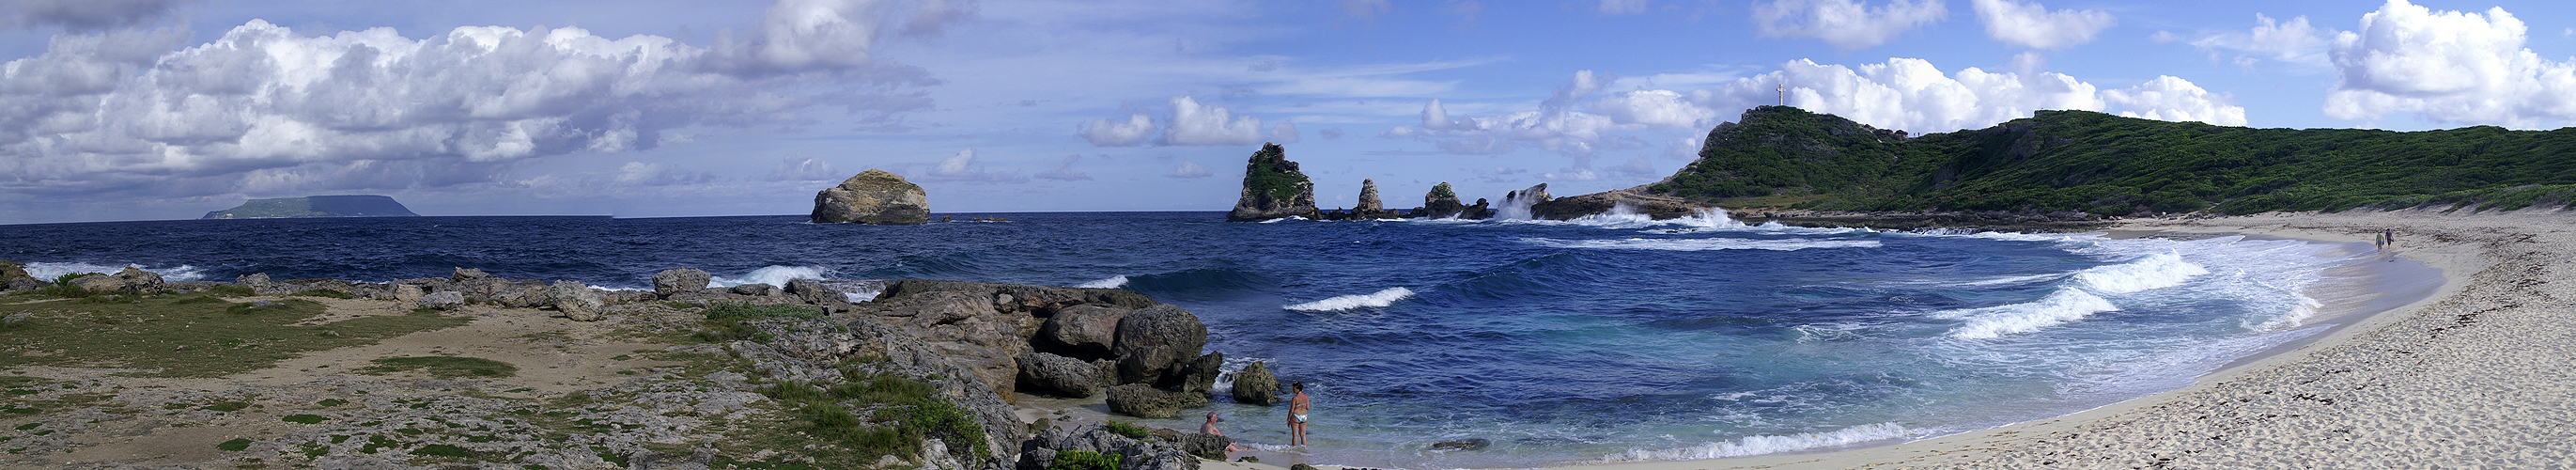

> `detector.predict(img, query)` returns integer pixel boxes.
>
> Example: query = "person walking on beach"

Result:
[1202,412,1244,454]
[1287,382,1311,446]
[2376,230,2388,252]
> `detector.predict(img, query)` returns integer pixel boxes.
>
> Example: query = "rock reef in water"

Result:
[1409,182,1492,219]
[1531,188,1703,220]
[813,169,930,225]
[1226,143,1321,222]
[1322,179,1404,220]
[202,195,420,219]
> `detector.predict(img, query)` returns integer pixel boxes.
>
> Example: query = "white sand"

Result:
[1190,209,2576,470]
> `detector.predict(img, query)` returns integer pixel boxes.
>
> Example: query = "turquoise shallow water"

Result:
[0,210,2384,468]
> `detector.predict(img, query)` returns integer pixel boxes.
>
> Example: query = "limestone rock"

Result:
[551,280,605,321]
[812,169,930,225]
[490,281,551,307]
[419,290,467,310]
[1158,352,1223,395]
[393,284,425,303]
[1180,433,1233,461]
[1017,424,1199,470]
[1225,143,1321,222]
[1530,188,1705,220]
[1356,179,1386,214]
[729,283,778,296]
[1113,305,1209,385]
[1499,182,1554,219]
[0,260,32,289]
[653,269,710,298]
[70,274,124,294]
[1016,352,1103,399]
[785,278,844,308]
[451,267,490,281]
[1229,361,1280,405]
[235,273,272,292]
[113,267,164,293]
[1036,305,1130,360]
[1411,182,1493,219]
[1104,384,1207,418]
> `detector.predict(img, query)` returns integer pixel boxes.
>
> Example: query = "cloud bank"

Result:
[0,0,961,201]
[2322,0,2576,128]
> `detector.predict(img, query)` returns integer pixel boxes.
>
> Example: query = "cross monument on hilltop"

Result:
[1777,83,1785,106]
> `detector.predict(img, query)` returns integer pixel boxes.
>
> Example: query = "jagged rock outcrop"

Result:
[1230,361,1280,405]
[1324,179,1404,220]
[812,169,931,225]
[0,260,39,292]
[419,290,467,310]
[1104,384,1208,418]
[1410,182,1493,219]
[1531,188,1705,220]
[854,278,1223,416]
[1016,352,1104,398]
[1226,143,1322,222]
[551,280,605,321]
[1113,306,1209,384]
[1016,424,1199,470]
[652,269,710,299]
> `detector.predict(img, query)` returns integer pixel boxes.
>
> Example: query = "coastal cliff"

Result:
[1226,143,1321,222]
[202,195,419,219]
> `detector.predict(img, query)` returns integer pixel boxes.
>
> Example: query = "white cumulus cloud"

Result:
[1384,70,1643,157]
[1079,114,1155,147]
[0,0,957,202]
[1751,0,1948,51]
[2103,76,2248,126]
[1971,0,2114,49]
[2322,0,2576,128]
[1163,95,1266,146]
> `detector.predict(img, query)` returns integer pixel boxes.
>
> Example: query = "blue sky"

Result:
[3,0,2574,224]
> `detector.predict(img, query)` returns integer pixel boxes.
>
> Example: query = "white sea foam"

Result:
[1075,275,1128,289]
[1256,216,1310,224]
[1937,289,2120,339]
[1522,237,1880,252]
[23,262,209,282]
[2071,253,2209,293]
[1598,422,1916,462]
[2254,292,2325,330]
[1954,273,2065,287]
[1282,287,1414,311]
[709,265,837,288]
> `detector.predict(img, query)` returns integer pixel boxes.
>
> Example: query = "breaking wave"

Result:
[709,265,835,288]
[1523,237,1880,251]
[1937,289,2120,339]
[22,261,209,282]
[1283,287,1415,311]
[2072,253,2209,293]
[1599,422,1916,462]
[1076,275,1129,289]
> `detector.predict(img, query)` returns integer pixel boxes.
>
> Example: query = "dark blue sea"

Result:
[0,210,2389,468]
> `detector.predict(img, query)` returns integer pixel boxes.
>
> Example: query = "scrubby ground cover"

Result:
[0,288,981,469]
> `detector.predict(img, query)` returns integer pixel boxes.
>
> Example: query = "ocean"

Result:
[0,210,2409,468]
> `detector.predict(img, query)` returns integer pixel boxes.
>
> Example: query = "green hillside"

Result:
[1649,106,2576,215]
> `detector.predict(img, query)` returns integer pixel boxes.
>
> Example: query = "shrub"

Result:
[1050,449,1123,470]
[1105,420,1149,439]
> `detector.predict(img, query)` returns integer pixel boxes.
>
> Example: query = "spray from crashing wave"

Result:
[709,265,837,288]
[1076,275,1129,289]
[23,262,209,282]
[1492,183,1552,220]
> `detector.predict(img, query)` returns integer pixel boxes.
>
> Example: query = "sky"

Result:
[3,0,2575,224]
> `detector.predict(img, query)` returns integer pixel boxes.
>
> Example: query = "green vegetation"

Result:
[1428,182,1458,202]
[362,356,517,379]
[758,368,992,464]
[217,438,254,451]
[1104,420,1149,439]
[1050,449,1123,470]
[0,293,469,377]
[34,273,103,298]
[695,302,825,343]
[1240,143,1313,205]
[282,415,331,424]
[1649,106,2576,215]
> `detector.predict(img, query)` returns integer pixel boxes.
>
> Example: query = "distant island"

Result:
[202,195,421,219]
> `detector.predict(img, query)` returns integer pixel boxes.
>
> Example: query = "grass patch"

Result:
[288,290,353,299]
[361,356,518,379]
[757,368,993,464]
[282,415,329,424]
[201,401,249,412]
[317,399,347,407]
[0,296,470,378]
[693,302,825,343]
[1050,449,1124,470]
[33,273,101,299]
[216,438,254,451]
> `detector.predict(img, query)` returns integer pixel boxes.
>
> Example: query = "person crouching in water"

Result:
[1201,412,1244,454]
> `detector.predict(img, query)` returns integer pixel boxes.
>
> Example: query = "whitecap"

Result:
[1522,237,1880,252]
[1936,289,2119,339]
[1598,422,1916,462]
[1283,287,1414,311]
[709,265,838,288]
[1075,275,1129,289]
[2071,253,2209,293]
[23,262,208,282]
[1256,216,1310,224]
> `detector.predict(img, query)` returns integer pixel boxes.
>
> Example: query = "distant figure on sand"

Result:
[1287,382,1311,446]
[1202,413,1243,453]
[2376,230,2388,252]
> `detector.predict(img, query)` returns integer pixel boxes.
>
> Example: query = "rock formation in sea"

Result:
[1321,179,1404,220]
[202,195,420,219]
[812,169,930,225]
[1226,143,1322,222]
[1410,182,1493,219]
[1230,360,1281,405]
[1531,188,1703,219]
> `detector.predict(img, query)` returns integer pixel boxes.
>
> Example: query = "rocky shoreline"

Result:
[0,265,1261,470]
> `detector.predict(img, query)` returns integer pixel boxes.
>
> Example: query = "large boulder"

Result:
[236,273,274,293]
[70,274,125,294]
[393,284,426,303]
[1016,424,1199,470]
[785,278,845,308]
[1159,352,1223,395]
[489,281,552,307]
[1035,305,1130,360]
[113,267,164,293]
[652,269,710,299]
[1230,361,1281,405]
[1113,306,1209,385]
[1225,143,1322,222]
[812,169,930,225]
[551,280,605,321]
[1016,352,1103,399]
[419,290,467,310]
[1179,433,1234,461]
[1104,384,1207,419]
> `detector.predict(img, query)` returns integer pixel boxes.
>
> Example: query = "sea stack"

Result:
[1346,179,1402,219]
[1412,182,1491,219]
[1226,143,1321,222]
[812,169,929,225]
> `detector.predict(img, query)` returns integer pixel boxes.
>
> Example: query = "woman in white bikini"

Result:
[1287,382,1311,446]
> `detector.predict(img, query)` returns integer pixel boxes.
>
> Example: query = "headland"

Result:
[202,195,420,219]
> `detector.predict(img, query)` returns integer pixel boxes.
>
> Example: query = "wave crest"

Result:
[710,265,837,288]
[23,262,209,282]
[1599,422,1916,462]
[1523,237,1880,252]
[1937,289,2119,339]
[1076,275,1129,289]
[1283,287,1415,311]
[2072,253,2209,293]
